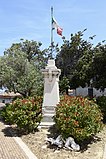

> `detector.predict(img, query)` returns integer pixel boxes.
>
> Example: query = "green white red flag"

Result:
[52,18,63,36]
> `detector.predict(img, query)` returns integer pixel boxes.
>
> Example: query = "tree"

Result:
[91,43,106,91]
[0,39,47,97]
[71,42,106,91]
[4,39,48,69]
[56,30,106,91]
[59,76,70,94]
[56,29,93,89]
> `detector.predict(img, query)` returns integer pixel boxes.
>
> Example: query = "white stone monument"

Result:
[40,59,61,127]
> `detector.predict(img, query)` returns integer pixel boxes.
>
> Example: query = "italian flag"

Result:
[52,18,63,36]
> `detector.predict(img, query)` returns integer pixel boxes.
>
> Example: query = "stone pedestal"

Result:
[40,60,61,127]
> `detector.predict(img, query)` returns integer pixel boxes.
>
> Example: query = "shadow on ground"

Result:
[47,124,102,152]
[0,117,39,137]
[0,117,102,153]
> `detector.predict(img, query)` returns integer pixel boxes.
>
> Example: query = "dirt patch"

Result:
[20,125,106,159]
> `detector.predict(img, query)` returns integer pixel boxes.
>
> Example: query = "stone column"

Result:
[40,59,61,127]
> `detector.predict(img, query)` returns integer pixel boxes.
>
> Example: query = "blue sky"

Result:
[0,0,106,56]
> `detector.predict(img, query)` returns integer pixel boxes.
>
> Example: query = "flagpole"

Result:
[50,6,53,59]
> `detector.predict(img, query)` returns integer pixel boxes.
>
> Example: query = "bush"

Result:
[1,103,16,124]
[1,96,42,132]
[96,96,106,122]
[54,95,103,142]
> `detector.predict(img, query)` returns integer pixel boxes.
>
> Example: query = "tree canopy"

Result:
[92,43,106,91]
[56,30,106,92]
[0,39,48,97]
[0,31,106,96]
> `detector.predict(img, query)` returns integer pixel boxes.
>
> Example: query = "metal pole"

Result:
[50,6,53,59]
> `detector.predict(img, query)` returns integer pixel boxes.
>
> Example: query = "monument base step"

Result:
[39,122,55,128]
[42,113,55,123]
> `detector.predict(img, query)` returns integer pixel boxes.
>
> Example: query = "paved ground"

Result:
[0,103,37,159]
[0,119,30,159]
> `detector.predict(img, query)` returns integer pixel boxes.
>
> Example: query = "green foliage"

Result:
[1,96,43,132]
[0,39,47,97]
[1,103,15,124]
[92,44,106,90]
[56,29,93,88]
[56,30,106,90]
[59,76,70,94]
[96,96,106,122]
[54,95,103,142]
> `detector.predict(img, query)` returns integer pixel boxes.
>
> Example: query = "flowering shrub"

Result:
[1,96,42,132]
[54,95,103,142]
[96,96,106,122]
